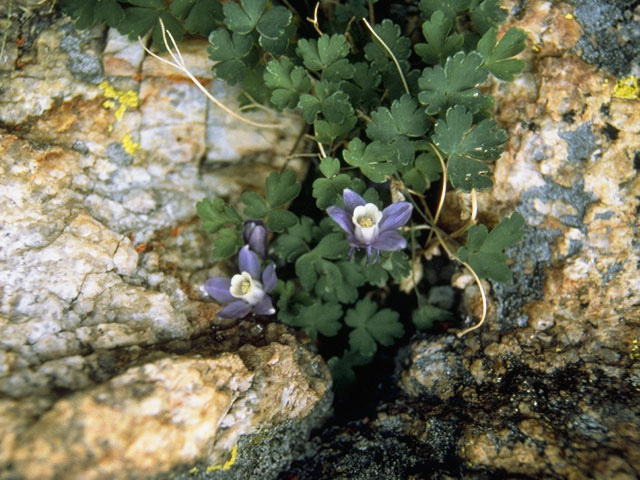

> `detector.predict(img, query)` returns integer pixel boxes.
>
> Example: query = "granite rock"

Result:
[0,7,324,480]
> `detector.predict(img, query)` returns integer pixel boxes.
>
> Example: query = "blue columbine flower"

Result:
[205,245,277,319]
[243,219,268,258]
[327,188,412,261]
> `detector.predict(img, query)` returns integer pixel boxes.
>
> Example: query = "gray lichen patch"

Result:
[571,0,640,76]
[560,122,597,163]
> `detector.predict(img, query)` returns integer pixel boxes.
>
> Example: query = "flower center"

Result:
[352,203,383,245]
[358,217,374,228]
[230,272,265,305]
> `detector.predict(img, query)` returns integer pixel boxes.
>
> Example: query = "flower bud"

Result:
[243,220,268,258]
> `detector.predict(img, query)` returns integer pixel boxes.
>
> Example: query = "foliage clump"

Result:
[63,0,527,386]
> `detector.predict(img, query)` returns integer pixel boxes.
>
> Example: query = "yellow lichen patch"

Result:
[188,467,199,475]
[613,75,639,100]
[121,133,140,155]
[98,80,139,121]
[206,445,238,472]
[564,12,574,20]
[114,103,128,121]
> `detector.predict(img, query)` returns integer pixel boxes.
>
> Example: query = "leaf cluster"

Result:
[61,0,224,49]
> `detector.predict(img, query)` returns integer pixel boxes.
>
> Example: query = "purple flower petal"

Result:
[205,277,234,303]
[342,188,366,214]
[253,295,276,315]
[327,206,354,235]
[238,245,261,278]
[379,202,412,231]
[218,300,252,319]
[372,230,407,251]
[262,263,277,292]
[346,233,366,249]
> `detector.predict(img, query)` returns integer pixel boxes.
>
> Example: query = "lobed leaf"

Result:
[345,298,404,357]
[265,169,301,208]
[457,212,525,282]
[343,138,396,183]
[470,0,507,34]
[414,10,464,65]
[264,58,311,110]
[212,227,243,259]
[477,27,527,81]
[418,51,492,115]
[412,304,453,329]
[432,105,507,192]
[223,0,266,34]
[196,197,242,233]
[297,34,355,82]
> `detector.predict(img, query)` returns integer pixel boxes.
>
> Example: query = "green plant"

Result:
[63,0,527,386]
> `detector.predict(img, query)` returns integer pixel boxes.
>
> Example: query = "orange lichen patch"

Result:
[134,243,148,253]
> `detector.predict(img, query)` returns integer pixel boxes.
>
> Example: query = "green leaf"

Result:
[273,216,314,262]
[345,298,404,357]
[256,6,292,39]
[196,197,242,233]
[319,156,340,178]
[339,62,381,109]
[223,0,266,34]
[128,0,162,6]
[299,84,356,129]
[415,151,443,182]
[343,138,396,183]
[432,105,507,192]
[267,209,298,233]
[213,227,243,259]
[380,250,411,282]
[312,174,353,209]
[477,27,527,81]
[364,19,411,72]
[457,212,525,282]
[264,58,311,110]
[259,22,295,56]
[171,0,223,35]
[328,350,371,388]
[418,0,471,23]
[208,29,253,84]
[366,94,429,141]
[241,192,269,218]
[314,233,350,259]
[151,12,185,50]
[470,0,507,34]
[296,301,343,340]
[362,260,388,286]
[96,0,126,28]
[412,304,453,330]
[296,34,355,82]
[265,169,301,208]
[295,233,349,291]
[315,116,357,144]
[414,10,464,65]
[118,7,159,40]
[418,51,492,115]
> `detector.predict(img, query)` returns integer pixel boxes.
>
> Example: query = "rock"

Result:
[0,6,324,480]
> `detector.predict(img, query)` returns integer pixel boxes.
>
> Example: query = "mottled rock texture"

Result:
[281,1,640,479]
[0,7,325,480]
